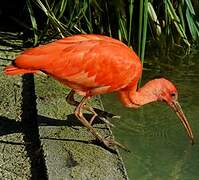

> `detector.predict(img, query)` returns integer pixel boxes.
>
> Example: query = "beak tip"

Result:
[191,138,195,145]
[172,101,194,146]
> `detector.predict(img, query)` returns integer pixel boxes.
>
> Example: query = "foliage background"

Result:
[0,0,199,60]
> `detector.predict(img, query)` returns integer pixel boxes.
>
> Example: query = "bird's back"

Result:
[7,34,142,95]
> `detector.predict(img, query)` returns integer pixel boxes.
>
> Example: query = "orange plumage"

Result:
[5,34,141,97]
[4,34,194,150]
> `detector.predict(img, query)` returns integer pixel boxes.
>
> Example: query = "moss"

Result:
[0,69,31,179]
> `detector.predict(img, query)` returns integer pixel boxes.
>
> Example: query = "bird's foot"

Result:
[66,90,120,127]
[93,108,120,119]
[98,117,115,127]
[99,136,130,152]
[73,96,126,152]
[89,108,120,127]
[89,114,115,127]
[88,108,118,127]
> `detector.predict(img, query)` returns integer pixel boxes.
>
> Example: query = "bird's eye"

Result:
[171,93,176,97]
[171,93,177,100]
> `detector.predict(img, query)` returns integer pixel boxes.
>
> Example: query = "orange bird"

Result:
[4,34,194,150]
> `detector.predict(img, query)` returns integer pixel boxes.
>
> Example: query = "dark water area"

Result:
[102,51,199,180]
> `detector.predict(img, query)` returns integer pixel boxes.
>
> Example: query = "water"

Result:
[102,52,199,180]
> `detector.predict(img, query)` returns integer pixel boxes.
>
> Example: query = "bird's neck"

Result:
[118,82,158,108]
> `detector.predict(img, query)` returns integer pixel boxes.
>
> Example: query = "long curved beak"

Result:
[170,100,194,145]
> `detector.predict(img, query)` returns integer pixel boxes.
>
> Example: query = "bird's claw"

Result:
[91,108,120,127]
[99,117,115,127]
[101,136,130,152]
[112,115,121,119]
[93,108,120,119]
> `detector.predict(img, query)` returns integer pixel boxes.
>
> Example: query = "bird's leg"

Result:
[66,90,115,127]
[85,106,115,127]
[75,96,128,151]
[66,90,79,106]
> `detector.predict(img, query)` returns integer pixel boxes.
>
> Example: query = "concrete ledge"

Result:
[0,33,128,179]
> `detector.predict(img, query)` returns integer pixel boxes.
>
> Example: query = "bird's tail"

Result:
[4,65,38,75]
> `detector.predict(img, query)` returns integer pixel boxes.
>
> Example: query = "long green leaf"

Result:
[128,0,134,46]
[185,0,195,14]
[186,8,199,40]
[58,0,68,19]
[141,0,148,61]
[166,0,190,48]
[26,0,38,45]
[138,0,148,87]
[138,0,144,57]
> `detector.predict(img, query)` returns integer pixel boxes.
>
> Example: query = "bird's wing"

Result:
[14,34,124,70]
[46,39,141,92]
[14,34,141,92]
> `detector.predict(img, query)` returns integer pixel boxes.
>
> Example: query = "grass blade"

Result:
[166,0,190,49]
[138,0,144,57]
[138,0,148,87]
[186,8,199,40]
[26,0,39,45]
[128,0,134,46]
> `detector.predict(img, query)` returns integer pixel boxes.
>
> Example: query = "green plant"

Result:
[25,0,199,56]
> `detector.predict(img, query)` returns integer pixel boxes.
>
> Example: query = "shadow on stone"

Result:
[0,116,22,136]
[38,113,108,127]
[21,74,48,180]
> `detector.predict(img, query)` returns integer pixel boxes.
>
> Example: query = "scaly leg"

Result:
[85,106,114,127]
[66,90,117,126]
[66,90,79,106]
[75,96,127,150]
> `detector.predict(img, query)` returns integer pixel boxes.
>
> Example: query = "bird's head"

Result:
[154,78,178,103]
[152,78,194,144]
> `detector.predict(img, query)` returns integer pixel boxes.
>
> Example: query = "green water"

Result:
[102,52,199,180]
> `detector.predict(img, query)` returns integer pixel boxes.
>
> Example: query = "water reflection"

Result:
[102,52,199,180]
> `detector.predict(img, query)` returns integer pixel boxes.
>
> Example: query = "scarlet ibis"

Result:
[4,34,194,150]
